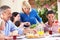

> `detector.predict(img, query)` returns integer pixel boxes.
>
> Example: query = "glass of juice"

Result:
[37,31,44,36]
[58,28,60,33]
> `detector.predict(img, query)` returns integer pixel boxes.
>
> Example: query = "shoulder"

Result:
[45,22,48,24]
[7,20,15,25]
[7,20,13,23]
[31,8,37,12]
[20,12,24,14]
[54,20,59,23]
[30,8,38,14]
[20,12,25,16]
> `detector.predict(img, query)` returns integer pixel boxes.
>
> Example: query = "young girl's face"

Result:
[0,21,5,30]
[47,14,55,22]
[14,14,20,22]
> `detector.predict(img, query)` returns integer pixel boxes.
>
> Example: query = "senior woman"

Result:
[20,1,42,25]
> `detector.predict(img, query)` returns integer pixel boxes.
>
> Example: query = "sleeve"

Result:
[33,9,42,23]
[10,21,18,32]
[18,28,23,35]
[10,20,23,35]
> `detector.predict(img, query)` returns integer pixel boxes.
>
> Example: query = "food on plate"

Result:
[26,33,40,38]
[30,24,37,29]
[26,33,34,38]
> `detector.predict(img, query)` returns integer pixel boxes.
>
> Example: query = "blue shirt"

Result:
[18,27,23,35]
[20,8,42,25]
[3,20,23,36]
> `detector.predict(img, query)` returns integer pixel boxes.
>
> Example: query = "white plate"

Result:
[17,36,25,39]
[49,33,60,37]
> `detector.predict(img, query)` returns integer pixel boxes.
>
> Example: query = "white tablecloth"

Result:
[17,37,60,40]
[17,34,60,40]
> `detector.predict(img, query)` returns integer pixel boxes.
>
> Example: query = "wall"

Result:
[57,1,60,22]
[0,0,1,6]
[0,0,28,12]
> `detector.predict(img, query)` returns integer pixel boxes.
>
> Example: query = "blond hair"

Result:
[22,1,31,12]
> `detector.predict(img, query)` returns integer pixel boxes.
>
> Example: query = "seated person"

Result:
[10,12,30,35]
[20,1,42,25]
[15,21,31,35]
[44,10,59,33]
[0,5,20,37]
[10,12,30,28]
[10,12,24,35]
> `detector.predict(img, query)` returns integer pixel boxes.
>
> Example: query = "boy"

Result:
[44,10,59,34]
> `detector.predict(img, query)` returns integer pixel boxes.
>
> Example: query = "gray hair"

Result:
[0,5,10,16]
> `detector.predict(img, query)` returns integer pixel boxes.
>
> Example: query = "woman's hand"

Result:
[24,22,31,27]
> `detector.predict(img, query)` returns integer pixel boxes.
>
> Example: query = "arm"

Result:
[33,9,46,27]
[9,20,18,36]
[10,22,17,32]
[34,9,42,23]
[10,21,24,35]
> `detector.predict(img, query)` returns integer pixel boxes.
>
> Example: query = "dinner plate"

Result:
[17,36,25,39]
[49,33,60,37]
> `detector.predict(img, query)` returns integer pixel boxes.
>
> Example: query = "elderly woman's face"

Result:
[22,6,30,14]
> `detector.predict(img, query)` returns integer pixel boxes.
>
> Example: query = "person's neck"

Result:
[25,12,29,15]
[26,13,29,15]
[13,21,16,24]
[48,21,54,27]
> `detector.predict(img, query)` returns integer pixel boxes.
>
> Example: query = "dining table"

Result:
[15,33,60,40]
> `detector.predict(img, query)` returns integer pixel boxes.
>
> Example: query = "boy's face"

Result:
[46,13,55,22]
